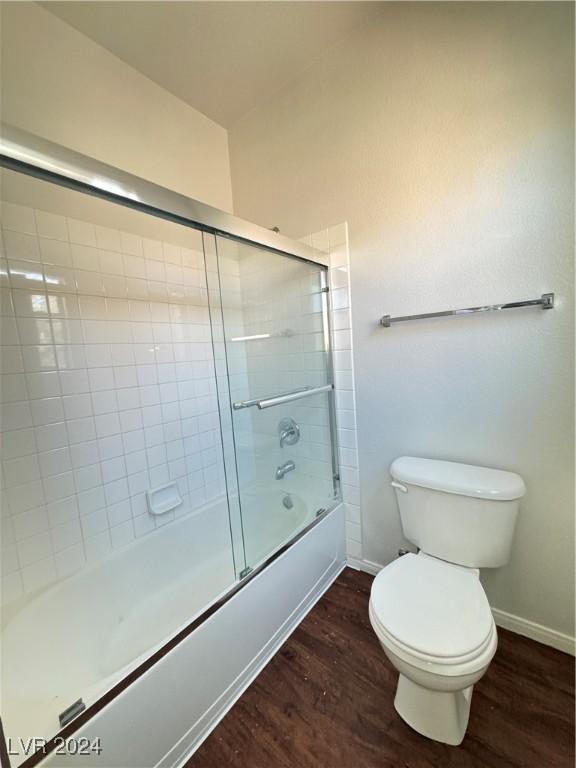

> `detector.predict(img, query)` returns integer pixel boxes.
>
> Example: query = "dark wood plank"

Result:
[188,568,575,768]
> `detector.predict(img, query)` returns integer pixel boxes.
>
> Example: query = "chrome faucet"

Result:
[275,460,295,480]
[278,417,300,448]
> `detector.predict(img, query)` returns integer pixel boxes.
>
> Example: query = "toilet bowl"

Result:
[369,552,497,745]
[369,456,524,745]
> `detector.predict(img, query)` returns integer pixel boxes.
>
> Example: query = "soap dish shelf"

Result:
[146,482,183,516]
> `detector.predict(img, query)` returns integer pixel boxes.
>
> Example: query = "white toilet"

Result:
[369,456,525,746]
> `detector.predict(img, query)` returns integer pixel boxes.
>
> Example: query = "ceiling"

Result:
[43,1,381,128]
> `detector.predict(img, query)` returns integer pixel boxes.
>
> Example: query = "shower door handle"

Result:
[257,384,333,409]
[233,384,333,410]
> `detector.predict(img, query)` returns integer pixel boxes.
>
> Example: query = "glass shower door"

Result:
[211,235,339,570]
[0,169,240,764]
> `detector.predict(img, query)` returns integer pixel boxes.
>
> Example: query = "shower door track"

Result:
[4,505,340,768]
[0,124,328,268]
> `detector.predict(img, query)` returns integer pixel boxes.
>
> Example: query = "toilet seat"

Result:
[369,603,497,676]
[369,553,495,670]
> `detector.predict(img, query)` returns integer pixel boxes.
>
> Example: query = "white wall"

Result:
[0,2,233,211]
[229,2,575,639]
[0,2,238,607]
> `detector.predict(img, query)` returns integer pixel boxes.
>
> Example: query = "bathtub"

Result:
[2,492,342,767]
[237,485,310,565]
[3,498,234,762]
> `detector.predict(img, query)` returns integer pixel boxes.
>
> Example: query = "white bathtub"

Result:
[2,487,327,766]
[237,486,310,565]
[3,498,235,764]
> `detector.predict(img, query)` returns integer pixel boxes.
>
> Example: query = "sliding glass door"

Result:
[210,235,340,571]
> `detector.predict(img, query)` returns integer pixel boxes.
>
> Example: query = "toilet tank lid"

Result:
[390,457,526,501]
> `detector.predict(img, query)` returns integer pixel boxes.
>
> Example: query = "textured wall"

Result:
[229,3,575,637]
[1,2,233,211]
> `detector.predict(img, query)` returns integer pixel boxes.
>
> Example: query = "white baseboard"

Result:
[349,557,575,656]
[492,608,575,656]
[347,556,382,575]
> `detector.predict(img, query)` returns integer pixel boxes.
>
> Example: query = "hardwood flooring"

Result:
[188,568,575,768]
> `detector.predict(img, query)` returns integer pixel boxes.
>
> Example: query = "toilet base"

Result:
[394,673,473,746]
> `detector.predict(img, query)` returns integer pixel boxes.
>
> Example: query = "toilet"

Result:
[369,456,526,746]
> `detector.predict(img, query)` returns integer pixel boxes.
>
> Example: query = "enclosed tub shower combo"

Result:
[0,127,345,767]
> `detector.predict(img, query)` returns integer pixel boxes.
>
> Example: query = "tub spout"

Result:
[275,460,295,480]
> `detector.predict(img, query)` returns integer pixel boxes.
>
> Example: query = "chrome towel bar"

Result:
[380,293,554,328]
[233,384,333,411]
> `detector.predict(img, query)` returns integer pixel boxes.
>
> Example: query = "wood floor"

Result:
[188,568,575,768]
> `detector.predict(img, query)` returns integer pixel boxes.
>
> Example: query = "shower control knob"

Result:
[278,418,300,447]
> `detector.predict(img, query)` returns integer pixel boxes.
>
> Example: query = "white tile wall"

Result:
[1,201,226,607]
[305,223,363,562]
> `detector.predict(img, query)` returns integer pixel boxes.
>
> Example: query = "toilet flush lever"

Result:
[391,481,408,493]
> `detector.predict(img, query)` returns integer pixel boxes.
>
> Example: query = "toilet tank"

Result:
[390,457,525,568]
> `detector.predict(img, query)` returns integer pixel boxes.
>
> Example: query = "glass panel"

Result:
[213,235,339,570]
[0,169,241,764]
[202,232,248,576]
